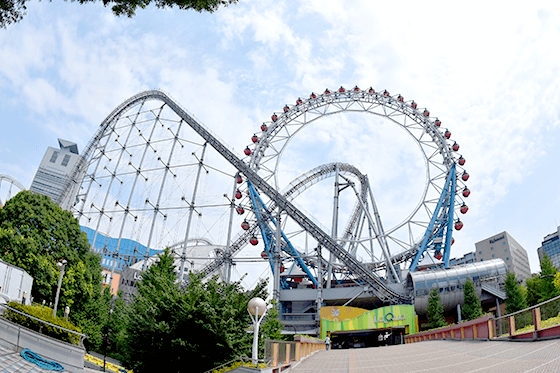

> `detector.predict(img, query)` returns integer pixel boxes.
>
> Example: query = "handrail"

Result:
[0,303,87,346]
[201,356,269,373]
[495,293,560,321]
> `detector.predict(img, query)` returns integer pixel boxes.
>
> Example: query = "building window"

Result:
[49,151,59,163]
[479,251,482,254]
[61,154,71,167]
[491,246,494,250]
[507,257,509,260]
[492,254,495,258]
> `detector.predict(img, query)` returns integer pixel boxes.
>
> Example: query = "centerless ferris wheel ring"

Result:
[242,86,469,273]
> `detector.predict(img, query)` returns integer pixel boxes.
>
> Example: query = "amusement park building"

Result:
[30,139,83,210]
[538,226,560,270]
[474,231,531,283]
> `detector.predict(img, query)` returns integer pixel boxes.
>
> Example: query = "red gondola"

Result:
[383,90,390,96]
[236,174,243,184]
[271,114,278,122]
[434,251,443,260]
[296,98,303,105]
[251,134,258,143]
[261,123,268,132]
[458,155,466,166]
[353,85,360,92]
[235,189,242,199]
[241,220,250,230]
[452,237,455,245]
[397,95,404,102]
[280,265,285,272]
[261,250,268,259]
[250,236,258,245]
[460,203,468,214]
[435,118,441,127]
[244,147,251,156]
[338,86,345,93]
[462,171,469,181]
[423,109,430,117]
[368,87,375,93]
[324,88,331,94]
[236,206,244,215]
[310,92,317,99]
[444,129,451,139]
[283,105,289,113]
[452,142,460,151]
[462,187,470,197]
[454,220,464,230]
[411,101,417,109]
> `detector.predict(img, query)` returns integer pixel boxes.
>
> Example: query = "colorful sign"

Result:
[321,305,417,339]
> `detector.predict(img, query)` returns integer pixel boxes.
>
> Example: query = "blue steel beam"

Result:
[247,181,318,288]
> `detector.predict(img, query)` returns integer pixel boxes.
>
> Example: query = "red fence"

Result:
[405,315,494,343]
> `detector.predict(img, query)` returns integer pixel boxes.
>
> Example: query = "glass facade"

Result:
[538,227,560,269]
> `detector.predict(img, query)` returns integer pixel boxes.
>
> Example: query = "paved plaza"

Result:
[290,340,560,373]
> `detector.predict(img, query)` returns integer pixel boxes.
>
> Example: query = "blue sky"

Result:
[1,0,560,286]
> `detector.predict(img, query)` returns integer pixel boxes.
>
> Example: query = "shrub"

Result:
[5,302,83,345]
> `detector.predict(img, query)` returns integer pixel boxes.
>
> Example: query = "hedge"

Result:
[4,302,83,345]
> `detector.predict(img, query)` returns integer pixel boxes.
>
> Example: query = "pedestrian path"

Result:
[290,339,560,372]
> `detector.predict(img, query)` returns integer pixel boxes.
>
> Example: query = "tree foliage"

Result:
[504,271,527,314]
[462,279,483,321]
[427,288,446,329]
[121,248,267,372]
[0,0,238,28]
[0,191,105,350]
[538,254,559,302]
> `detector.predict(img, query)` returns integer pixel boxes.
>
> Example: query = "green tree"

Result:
[427,288,446,329]
[1,0,238,28]
[526,275,541,307]
[538,254,559,303]
[259,299,285,355]
[121,248,267,372]
[0,191,104,350]
[462,279,483,321]
[504,271,527,314]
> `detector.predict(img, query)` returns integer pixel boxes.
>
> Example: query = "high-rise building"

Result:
[30,139,83,210]
[474,231,531,283]
[537,226,560,270]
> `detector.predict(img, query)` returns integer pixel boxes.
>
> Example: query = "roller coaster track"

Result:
[63,90,412,304]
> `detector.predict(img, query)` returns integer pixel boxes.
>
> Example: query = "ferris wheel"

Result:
[239,86,470,283]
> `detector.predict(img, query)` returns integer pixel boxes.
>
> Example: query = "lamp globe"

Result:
[248,297,266,316]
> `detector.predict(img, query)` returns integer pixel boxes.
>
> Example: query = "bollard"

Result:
[508,316,516,336]
[272,343,279,367]
[295,342,301,361]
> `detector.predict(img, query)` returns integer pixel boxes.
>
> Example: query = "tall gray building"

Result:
[537,226,560,270]
[30,139,83,210]
[474,231,531,283]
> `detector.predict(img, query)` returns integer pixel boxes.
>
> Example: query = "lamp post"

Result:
[53,259,67,318]
[247,297,267,365]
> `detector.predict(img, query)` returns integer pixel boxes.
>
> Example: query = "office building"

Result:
[474,231,531,283]
[30,139,83,210]
[538,226,560,270]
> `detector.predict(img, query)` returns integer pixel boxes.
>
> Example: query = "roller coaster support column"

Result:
[316,245,323,328]
[179,143,208,281]
[224,174,238,283]
[327,164,340,289]
[274,211,282,301]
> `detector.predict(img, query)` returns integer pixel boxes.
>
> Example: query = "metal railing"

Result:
[201,356,269,373]
[0,303,87,347]
[493,293,560,338]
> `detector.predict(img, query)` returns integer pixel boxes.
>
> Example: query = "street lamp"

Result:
[247,297,267,365]
[53,259,67,318]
